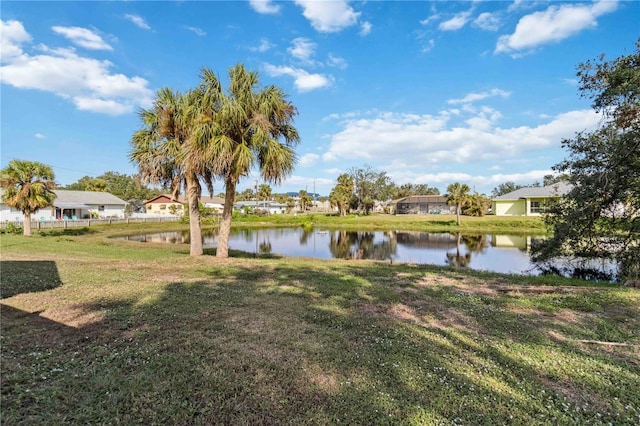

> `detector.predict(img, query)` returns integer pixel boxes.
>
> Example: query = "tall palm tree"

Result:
[130,87,214,256]
[1,160,56,236]
[197,64,300,259]
[446,182,471,226]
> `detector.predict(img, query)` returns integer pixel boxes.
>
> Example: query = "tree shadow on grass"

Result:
[0,261,63,299]
[2,261,639,424]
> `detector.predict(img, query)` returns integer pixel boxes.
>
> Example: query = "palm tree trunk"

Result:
[456,203,461,226]
[216,177,236,259]
[186,173,203,256]
[23,212,32,236]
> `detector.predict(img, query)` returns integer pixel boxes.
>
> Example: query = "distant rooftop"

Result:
[492,182,573,200]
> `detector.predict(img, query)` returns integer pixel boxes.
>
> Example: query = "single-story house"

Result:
[394,195,455,215]
[144,194,185,215]
[492,182,572,216]
[0,189,128,222]
[144,194,226,215]
[234,201,289,214]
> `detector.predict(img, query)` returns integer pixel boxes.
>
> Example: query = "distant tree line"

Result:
[61,171,161,201]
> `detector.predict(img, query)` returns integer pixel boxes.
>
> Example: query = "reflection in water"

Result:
[328,231,397,260]
[115,228,614,279]
[446,233,472,268]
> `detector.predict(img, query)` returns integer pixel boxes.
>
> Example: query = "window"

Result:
[530,201,548,213]
[159,204,166,210]
[98,205,105,212]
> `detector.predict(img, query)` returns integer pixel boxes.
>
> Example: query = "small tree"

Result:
[298,190,312,211]
[446,182,471,226]
[463,192,491,217]
[1,160,56,236]
[491,181,523,197]
[329,173,354,216]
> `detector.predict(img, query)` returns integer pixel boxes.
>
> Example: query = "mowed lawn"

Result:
[1,224,639,425]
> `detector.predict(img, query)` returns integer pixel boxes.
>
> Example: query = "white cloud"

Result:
[34,133,46,139]
[299,153,320,167]
[327,53,347,69]
[294,0,360,33]
[185,26,206,36]
[322,108,600,166]
[249,0,281,15]
[359,21,372,36]
[420,14,440,26]
[1,20,32,62]
[474,12,501,31]
[288,37,317,65]
[52,26,112,51]
[263,63,332,92]
[386,168,555,192]
[421,38,435,53]
[1,20,153,116]
[447,88,511,105]
[124,14,151,30]
[249,38,275,53]
[496,0,618,54]
[439,9,473,31]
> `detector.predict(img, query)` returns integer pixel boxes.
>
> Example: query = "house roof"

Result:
[492,182,573,200]
[144,194,180,204]
[396,195,447,204]
[53,190,127,206]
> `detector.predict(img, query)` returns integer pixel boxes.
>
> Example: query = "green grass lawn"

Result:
[1,223,638,425]
[233,212,549,234]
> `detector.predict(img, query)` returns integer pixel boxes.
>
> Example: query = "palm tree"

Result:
[1,160,56,236]
[197,64,300,259]
[446,182,471,226]
[130,87,214,256]
[258,183,272,211]
[329,173,354,217]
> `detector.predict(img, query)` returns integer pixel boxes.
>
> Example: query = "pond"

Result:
[117,227,570,276]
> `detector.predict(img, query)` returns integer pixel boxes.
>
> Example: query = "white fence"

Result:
[1,216,181,230]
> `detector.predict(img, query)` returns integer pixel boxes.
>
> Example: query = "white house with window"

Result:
[0,190,128,222]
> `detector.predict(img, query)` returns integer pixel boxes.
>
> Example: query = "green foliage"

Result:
[329,173,354,217]
[447,182,471,226]
[349,164,393,214]
[533,39,640,281]
[491,181,523,197]
[392,182,440,198]
[1,160,57,236]
[197,64,300,258]
[236,188,255,201]
[298,190,312,211]
[62,171,160,201]
[0,222,23,234]
[462,192,491,217]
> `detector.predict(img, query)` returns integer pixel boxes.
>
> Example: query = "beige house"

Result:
[144,194,225,215]
[492,182,572,216]
[144,195,184,215]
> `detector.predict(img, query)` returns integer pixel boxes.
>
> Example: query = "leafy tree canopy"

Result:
[1,160,56,236]
[62,171,161,201]
[532,39,640,281]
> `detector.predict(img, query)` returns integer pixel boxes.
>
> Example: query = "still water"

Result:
[118,228,551,276]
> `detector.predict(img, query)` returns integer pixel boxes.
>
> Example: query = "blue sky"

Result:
[1,1,638,196]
